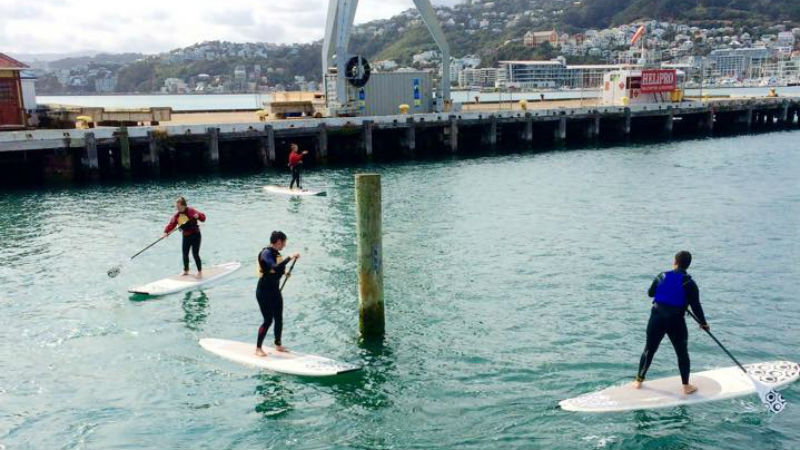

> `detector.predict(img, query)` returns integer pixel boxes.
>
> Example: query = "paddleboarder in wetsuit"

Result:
[288,143,309,190]
[255,231,300,357]
[163,196,206,277]
[634,251,710,395]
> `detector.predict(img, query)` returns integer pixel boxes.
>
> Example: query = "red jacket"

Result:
[164,207,206,236]
[288,152,304,168]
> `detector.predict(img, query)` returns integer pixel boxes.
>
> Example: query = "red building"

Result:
[0,52,29,129]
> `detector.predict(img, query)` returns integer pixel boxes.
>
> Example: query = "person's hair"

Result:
[176,196,187,207]
[675,251,692,270]
[290,143,299,151]
[270,231,287,244]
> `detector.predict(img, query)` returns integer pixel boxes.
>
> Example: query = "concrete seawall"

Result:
[1,98,798,185]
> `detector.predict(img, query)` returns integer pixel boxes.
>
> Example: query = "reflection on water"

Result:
[254,374,294,418]
[321,340,397,411]
[633,406,693,431]
[182,291,209,331]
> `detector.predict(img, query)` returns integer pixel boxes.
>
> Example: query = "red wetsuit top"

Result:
[164,207,206,236]
[288,152,304,168]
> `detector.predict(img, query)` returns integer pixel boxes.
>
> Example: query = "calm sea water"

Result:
[1,131,799,449]
[37,86,800,111]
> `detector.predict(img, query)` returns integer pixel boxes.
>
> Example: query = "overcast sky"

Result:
[1,0,463,55]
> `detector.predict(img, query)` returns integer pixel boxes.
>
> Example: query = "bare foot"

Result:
[182,270,190,276]
[195,271,203,278]
[275,345,289,353]
[633,380,642,389]
[254,348,267,357]
[682,384,698,395]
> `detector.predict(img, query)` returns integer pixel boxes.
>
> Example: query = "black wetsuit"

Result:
[289,167,301,190]
[256,247,292,348]
[636,269,707,384]
[182,232,201,272]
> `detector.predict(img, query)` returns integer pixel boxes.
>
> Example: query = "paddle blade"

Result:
[107,265,121,278]
[754,380,787,414]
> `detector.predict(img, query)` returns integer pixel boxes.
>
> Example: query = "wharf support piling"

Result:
[355,173,384,340]
[1,97,797,185]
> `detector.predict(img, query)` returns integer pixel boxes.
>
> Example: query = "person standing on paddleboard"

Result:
[634,251,710,395]
[163,196,206,277]
[288,143,309,190]
[255,231,300,357]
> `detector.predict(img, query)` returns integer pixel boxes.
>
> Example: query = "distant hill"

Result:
[47,53,144,70]
[563,0,800,30]
[10,51,100,63]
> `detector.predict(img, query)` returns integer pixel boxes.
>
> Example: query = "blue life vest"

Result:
[654,271,688,307]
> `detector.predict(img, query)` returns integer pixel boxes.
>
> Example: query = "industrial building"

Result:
[0,52,29,129]
[708,48,771,79]
[324,71,433,116]
[458,68,499,88]
[497,59,631,89]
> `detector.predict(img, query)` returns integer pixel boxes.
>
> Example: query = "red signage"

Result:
[641,69,676,93]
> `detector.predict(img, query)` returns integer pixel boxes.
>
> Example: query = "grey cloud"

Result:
[204,8,256,26]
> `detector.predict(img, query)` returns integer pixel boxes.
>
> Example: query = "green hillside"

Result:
[564,0,800,29]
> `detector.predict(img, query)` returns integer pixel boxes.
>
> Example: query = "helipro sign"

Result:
[640,69,677,94]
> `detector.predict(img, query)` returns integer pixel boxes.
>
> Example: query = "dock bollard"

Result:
[356,173,385,339]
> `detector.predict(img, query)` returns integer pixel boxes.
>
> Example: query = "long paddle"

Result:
[687,310,787,413]
[280,259,297,291]
[107,231,175,278]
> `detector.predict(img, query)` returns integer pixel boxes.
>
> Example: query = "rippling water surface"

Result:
[1,131,799,449]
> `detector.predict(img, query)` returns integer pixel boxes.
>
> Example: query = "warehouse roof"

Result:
[0,53,28,70]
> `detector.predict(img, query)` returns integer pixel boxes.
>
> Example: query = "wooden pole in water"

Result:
[356,173,384,339]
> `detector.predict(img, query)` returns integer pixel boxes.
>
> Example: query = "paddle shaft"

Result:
[280,259,297,291]
[686,310,748,375]
[129,231,173,260]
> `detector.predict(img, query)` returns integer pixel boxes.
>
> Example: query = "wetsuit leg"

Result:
[256,287,273,349]
[191,233,202,272]
[637,308,668,382]
[290,168,300,189]
[181,235,191,271]
[295,168,302,189]
[272,293,284,346]
[666,318,690,384]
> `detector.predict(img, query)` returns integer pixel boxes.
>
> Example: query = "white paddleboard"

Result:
[199,338,362,377]
[263,185,326,196]
[560,360,799,413]
[128,261,242,296]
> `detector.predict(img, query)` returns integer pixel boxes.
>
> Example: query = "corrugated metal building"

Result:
[326,71,433,116]
[20,70,37,112]
[360,72,433,116]
[0,53,29,129]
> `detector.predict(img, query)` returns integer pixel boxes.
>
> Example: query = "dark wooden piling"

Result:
[84,132,99,179]
[404,117,416,156]
[206,127,220,169]
[362,120,374,158]
[523,114,534,144]
[147,130,160,175]
[556,117,567,144]
[119,126,132,176]
[448,115,459,153]
[317,123,328,162]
